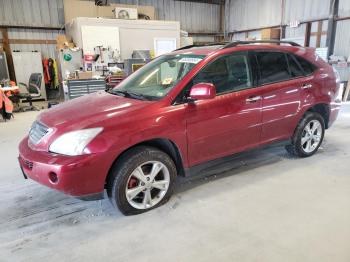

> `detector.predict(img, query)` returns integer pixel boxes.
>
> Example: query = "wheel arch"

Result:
[305,103,330,129]
[105,138,185,189]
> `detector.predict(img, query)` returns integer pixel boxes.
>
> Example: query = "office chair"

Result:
[18,73,42,111]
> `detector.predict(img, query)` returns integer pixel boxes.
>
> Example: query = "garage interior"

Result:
[0,0,350,261]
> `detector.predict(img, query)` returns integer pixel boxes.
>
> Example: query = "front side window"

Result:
[256,51,290,85]
[112,54,204,100]
[192,53,252,95]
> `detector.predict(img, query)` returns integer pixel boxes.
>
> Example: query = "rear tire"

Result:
[285,112,325,157]
[107,146,177,215]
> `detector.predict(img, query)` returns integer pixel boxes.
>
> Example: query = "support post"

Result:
[305,22,311,47]
[219,1,225,42]
[326,0,339,58]
[0,28,15,82]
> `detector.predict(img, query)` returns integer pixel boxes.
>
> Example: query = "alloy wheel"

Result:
[301,119,323,153]
[125,161,170,209]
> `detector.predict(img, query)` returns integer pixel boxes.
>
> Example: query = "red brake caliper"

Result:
[128,177,138,189]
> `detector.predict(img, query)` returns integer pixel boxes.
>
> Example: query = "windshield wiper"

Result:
[110,90,128,97]
[110,90,148,101]
[127,92,149,101]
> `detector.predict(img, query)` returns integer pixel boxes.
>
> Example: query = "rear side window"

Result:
[294,55,317,75]
[287,54,304,78]
[256,52,290,85]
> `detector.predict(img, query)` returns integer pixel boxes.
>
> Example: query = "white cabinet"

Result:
[66,17,180,60]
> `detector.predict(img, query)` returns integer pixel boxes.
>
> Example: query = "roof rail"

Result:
[175,42,229,51]
[222,40,301,49]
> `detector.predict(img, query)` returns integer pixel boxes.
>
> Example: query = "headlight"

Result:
[49,128,103,156]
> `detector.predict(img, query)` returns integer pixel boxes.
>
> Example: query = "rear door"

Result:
[183,52,263,166]
[255,51,305,144]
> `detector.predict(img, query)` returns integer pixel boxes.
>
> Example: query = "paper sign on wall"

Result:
[154,38,177,57]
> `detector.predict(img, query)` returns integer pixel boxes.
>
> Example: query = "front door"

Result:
[184,52,263,166]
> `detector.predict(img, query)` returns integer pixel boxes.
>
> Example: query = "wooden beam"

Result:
[0,28,16,82]
[316,21,323,47]
[0,24,62,30]
[175,0,224,5]
[9,39,56,45]
[230,25,281,35]
[228,17,329,35]
[310,31,328,36]
[0,39,56,45]
[335,15,350,21]
[188,32,224,36]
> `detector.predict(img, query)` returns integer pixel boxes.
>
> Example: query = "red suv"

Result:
[19,40,341,215]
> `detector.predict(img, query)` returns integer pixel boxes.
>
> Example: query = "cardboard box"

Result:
[56,35,75,50]
[63,0,95,24]
[114,7,138,20]
[180,37,193,47]
[78,71,93,79]
[261,28,280,40]
[110,4,155,20]
[63,0,156,23]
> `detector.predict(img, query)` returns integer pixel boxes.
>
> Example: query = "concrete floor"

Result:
[0,104,350,262]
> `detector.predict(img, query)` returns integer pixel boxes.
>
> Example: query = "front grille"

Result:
[29,121,50,145]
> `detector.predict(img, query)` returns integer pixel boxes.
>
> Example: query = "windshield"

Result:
[112,54,205,100]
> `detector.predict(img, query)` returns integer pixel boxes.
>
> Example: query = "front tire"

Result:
[286,112,325,157]
[107,146,177,215]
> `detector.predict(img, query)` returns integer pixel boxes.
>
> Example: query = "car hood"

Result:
[38,91,151,130]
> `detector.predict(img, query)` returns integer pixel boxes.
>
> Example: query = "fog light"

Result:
[48,172,58,184]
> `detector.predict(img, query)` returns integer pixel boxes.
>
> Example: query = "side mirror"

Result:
[189,83,216,101]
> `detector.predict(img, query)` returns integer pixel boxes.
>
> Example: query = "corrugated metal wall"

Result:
[226,0,350,58]
[283,0,329,23]
[226,0,281,32]
[8,29,61,58]
[1,0,350,57]
[0,0,220,57]
[0,0,63,58]
[0,0,64,27]
[226,0,331,33]
[285,24,306,39]
[334,20,350,57]
[0,0,220,33]
[339,0,350,16]
[335,0,350,57]
[112,0,220,33]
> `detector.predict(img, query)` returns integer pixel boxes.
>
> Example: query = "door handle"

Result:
[301,83,313,89]
[246,96,262,103]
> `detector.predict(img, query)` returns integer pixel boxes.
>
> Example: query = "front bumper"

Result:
[18,137,107,199]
